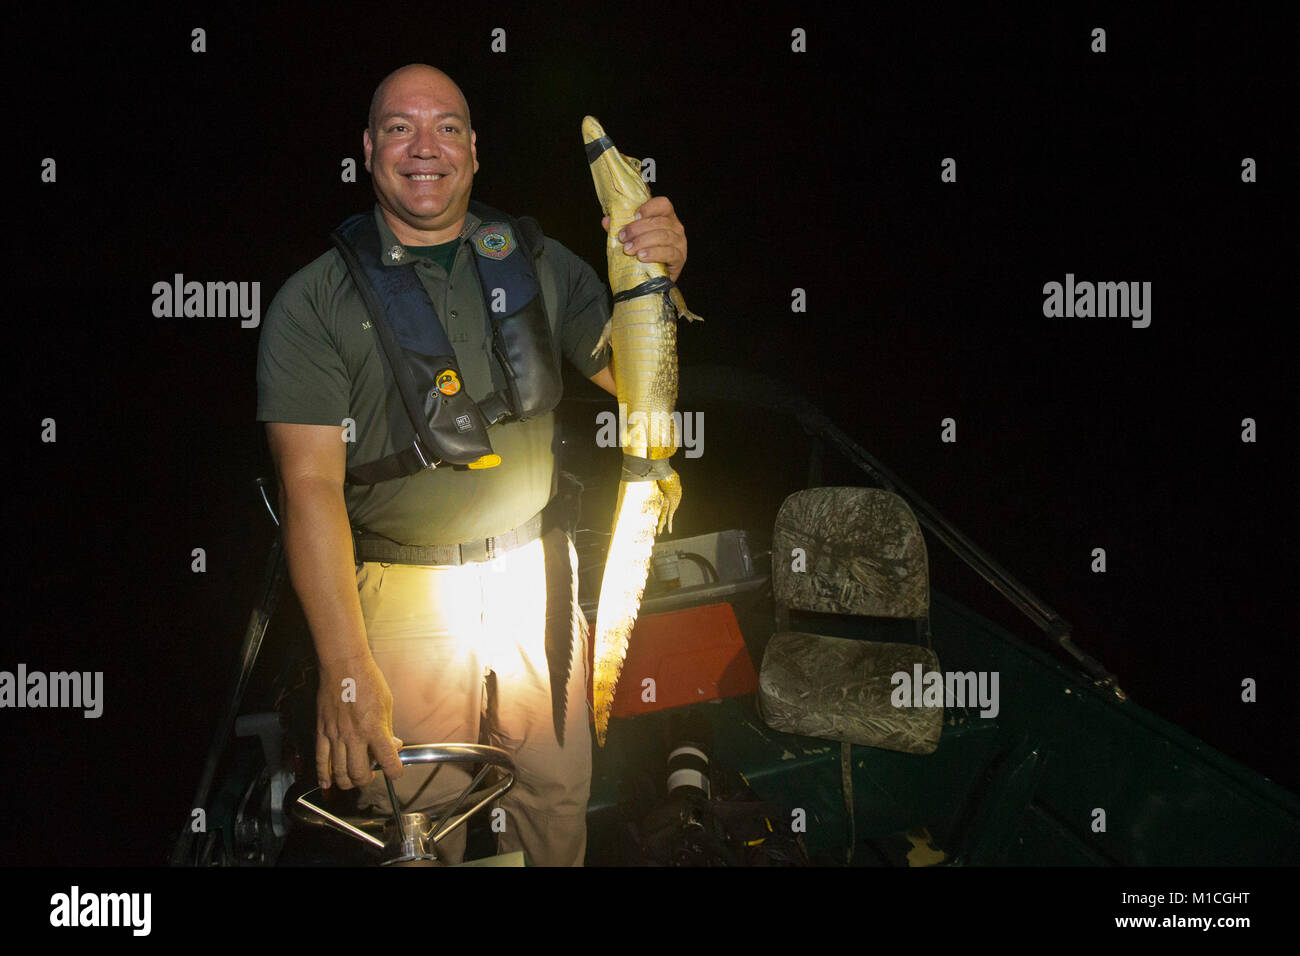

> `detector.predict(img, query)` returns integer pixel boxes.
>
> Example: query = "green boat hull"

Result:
[587,588,1300,866]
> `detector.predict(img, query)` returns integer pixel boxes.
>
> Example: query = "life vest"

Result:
[331,201,564,485]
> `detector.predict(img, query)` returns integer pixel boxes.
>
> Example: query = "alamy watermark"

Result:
[50,886,150,936]
[0,664,103,718]
[1043,273,1151,328]
[891,665,999,718]
[595,404,703,458]
[152,274,261,327]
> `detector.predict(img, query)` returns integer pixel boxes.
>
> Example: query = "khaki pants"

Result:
[355,526,592,866]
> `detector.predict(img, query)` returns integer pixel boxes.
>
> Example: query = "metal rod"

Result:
[815,418,1121,693]
[170,532,287,864]
[385,775,405,837]
[294,794,386,849]
[427,763,493,844]
[257,477,280,527]
[428,780,514,846]
[673,365,1124,698]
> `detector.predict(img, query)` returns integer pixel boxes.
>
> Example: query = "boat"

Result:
[169,365,1300,867]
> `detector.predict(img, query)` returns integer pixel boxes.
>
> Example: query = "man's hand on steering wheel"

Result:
[315,653,404,790]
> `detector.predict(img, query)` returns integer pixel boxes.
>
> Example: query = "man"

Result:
[255,64,687,866]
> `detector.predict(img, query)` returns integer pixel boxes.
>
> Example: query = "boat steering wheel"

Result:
[287,743,516,865]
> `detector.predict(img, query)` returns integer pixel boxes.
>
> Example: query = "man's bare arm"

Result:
[265,422,403,790]
[588,365,617,396]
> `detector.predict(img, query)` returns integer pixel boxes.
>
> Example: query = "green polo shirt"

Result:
[256,204,611,545]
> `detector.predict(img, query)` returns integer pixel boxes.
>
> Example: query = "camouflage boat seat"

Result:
[758,487,943,756]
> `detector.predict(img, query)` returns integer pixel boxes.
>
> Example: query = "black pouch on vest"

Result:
[404,350,496,464]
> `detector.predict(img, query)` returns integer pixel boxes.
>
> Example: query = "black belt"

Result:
[353,511,544,567]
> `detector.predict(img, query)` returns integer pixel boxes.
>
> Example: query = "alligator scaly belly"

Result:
[582,116,701,746]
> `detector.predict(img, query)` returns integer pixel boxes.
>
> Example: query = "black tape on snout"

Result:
[585,134,616,164]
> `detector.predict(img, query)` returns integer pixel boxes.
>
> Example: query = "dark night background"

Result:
[6,1,1296,880]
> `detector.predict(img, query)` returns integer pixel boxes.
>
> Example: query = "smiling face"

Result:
[363,65,479,244]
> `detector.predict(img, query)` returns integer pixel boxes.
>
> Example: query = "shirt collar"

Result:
[373,204,481,266]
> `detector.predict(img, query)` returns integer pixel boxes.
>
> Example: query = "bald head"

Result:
[368,64,471,135]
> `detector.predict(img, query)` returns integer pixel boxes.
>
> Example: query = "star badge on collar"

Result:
[387,245,407,262]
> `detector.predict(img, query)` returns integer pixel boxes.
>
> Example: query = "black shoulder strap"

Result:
[330,214,442,460]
